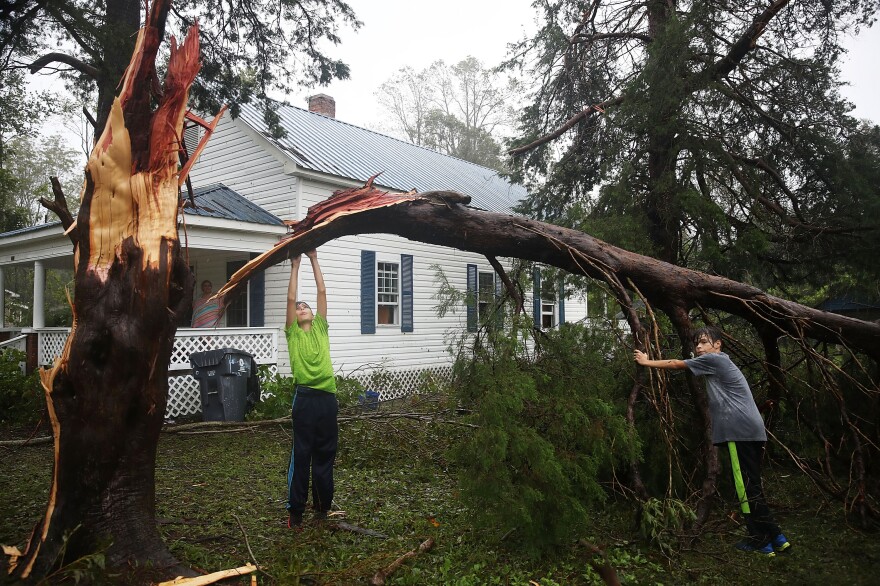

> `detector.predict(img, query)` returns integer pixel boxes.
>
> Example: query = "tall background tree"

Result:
[507,0,880,299]
[1,0,362,136]
[506,0,880,526]
[377,57,519,170]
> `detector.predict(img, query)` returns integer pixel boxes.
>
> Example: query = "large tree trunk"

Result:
[221,182,880,362]
[8,1,202,581]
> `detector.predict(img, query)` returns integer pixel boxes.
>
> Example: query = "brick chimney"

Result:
[307,94,336,118]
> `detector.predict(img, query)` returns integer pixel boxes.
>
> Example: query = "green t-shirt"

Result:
[285,314,336,393]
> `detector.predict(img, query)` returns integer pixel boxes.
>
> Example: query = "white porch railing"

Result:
[2,326,280,418]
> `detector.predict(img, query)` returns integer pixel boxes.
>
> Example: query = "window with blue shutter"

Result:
[466,264,477,332]
[401,254,413,333]
[361,250,376,334]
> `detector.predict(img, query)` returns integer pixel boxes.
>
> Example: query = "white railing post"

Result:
[33,260,45,328]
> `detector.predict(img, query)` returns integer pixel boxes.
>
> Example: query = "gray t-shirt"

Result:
[684,352,767,444]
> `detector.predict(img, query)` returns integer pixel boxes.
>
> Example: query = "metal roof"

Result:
[183,183,285,225]
[237,101,527,213]
[0,183,284,240]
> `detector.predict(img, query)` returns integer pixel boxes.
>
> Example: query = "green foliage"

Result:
[246,369,365,420]
[638,497,697,555]
[0,348,43,425]
[449,321,641,554]
[246,368,297,420]
[2,266,74,327]
[335,374,365,409]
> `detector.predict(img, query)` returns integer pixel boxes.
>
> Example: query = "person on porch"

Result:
[191,279,221,328]
[284,249,338,529]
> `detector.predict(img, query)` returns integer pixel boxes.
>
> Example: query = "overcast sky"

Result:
[283,0,880,129]
[30,1,880,146]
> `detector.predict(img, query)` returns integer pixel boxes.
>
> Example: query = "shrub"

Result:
[449,319,641,555]
[0,347,43,425]
[246,368,364,420]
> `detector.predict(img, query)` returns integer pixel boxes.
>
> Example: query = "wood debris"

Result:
[155,562,258,586]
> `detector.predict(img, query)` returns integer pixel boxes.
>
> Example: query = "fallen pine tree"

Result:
[216,178,880,527]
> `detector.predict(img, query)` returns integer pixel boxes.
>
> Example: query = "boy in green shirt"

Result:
[285,249,337,528]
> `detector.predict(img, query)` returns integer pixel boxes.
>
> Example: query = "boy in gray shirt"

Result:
[634,326,790,556]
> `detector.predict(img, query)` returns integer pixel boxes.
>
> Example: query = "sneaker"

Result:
[288,513,303,531]
[314,510,329,521]
[772,533,791,553]
[735,540,776,557]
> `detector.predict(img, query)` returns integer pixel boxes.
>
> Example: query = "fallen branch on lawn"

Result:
[155,562,258,586]
[331,521,389,539]
[370,537,435,585]
[2,410,476,447]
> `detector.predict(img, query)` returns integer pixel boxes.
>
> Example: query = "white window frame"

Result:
[541,301,555,330]
[477,270,495,322]
[376,260,400,326]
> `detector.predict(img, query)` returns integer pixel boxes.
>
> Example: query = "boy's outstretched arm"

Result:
[306,250,327,318]
[286,254,302,329]
[633,349,688,370]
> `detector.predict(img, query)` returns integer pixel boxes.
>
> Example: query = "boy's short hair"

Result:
[692,325,723,347]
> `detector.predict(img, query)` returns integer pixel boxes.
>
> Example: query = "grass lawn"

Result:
[2,407,878,585]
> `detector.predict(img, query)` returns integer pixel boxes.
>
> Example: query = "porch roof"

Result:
[182,183,285,226]
[0,183,286,267]
[1,182,284,242]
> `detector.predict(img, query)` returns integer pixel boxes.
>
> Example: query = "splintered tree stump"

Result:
[9,0,212,581]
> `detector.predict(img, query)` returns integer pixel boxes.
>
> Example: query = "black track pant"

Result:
[287,386,338,516]
[722,440,781,546]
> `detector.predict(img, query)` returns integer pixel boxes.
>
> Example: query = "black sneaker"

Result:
[288,512,303,531]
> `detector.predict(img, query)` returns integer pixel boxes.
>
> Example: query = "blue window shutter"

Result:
[532,266,542,327]
[466,264,477,332]
[249,252,265,327]
[361,250,376,334]
[401,254,413,333]
[557,276,565,326]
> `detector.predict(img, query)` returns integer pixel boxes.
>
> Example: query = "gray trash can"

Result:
[190,348,259,422]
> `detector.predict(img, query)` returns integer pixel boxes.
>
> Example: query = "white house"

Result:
[0,94,595,413]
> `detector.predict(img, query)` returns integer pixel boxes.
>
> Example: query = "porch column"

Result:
[0,266,5,327]
[33,260,45,328]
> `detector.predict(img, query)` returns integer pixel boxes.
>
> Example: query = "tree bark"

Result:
[10,1,202,581]
[220,183,880,362]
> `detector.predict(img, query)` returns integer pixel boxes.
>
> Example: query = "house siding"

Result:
[187,116,555,385]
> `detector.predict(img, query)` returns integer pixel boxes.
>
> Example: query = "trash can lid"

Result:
[190,347,254,368]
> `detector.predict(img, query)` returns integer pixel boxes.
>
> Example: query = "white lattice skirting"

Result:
[20,327,453,417]
[167,364,279,417]
[346,365,454,402]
